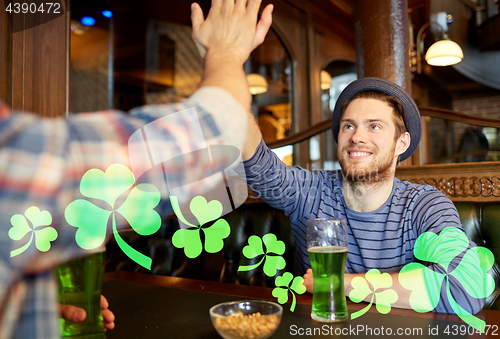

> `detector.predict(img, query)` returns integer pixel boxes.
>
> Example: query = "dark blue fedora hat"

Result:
[331,77,422,162]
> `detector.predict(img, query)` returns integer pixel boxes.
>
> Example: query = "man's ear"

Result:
[395,132,411,156]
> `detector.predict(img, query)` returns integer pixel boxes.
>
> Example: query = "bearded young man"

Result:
[234,77,484,314]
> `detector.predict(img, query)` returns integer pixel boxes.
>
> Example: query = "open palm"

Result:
[190,0,273,60]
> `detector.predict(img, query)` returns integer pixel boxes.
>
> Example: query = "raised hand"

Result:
[191,0,273,62]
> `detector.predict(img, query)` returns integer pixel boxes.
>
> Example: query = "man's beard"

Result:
[338,143,396,186]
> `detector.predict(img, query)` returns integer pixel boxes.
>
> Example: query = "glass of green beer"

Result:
[307,218,348,322]
[56,251,106,338]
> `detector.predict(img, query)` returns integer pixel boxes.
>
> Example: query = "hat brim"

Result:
[331,77,422,162]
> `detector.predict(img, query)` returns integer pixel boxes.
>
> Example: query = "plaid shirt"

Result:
[0,88,247,338]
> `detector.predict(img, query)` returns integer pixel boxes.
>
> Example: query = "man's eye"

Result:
[343,124,354,130]
[370,125,381,130]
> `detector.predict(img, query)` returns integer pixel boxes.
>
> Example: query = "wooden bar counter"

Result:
[102,271,500,338]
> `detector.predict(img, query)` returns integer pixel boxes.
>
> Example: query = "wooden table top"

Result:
[103,271,500,338]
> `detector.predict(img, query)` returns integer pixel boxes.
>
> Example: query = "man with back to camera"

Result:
[229,76,485,314]
[0,0,273,337]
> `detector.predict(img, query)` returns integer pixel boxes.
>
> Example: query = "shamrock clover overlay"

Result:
[236,233,304,311]
[9,206,57,257]
[238,234,286,277]
[399,227,495,332]
[349,269,398,319]
[171,195,230,258]
[272,272,306,312]
[65,164,161,269]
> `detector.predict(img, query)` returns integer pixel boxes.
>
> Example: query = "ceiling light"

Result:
[81,16,96,26]
[320,71,332,90]
[71,20,88,35]
[425,39,463,66]
[247,74,268,95]
[413,12,463,74]
[102,10,113,18]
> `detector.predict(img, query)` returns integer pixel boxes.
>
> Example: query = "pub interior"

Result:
[1,0,500,337]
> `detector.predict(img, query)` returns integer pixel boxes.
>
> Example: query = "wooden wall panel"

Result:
[10,4,70,117]
[0,4,12,106]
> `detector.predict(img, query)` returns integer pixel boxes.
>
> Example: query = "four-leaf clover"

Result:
[9,206,57,257]
[238,234,286,277]
[65,164,161,269]
[399,227,495,331]
[349,269,398,319]
[171,196,230,258]
[272,272,306,312]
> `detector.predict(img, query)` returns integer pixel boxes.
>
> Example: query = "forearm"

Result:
[200,53,251,111]
[305,268,430,311]
[199,53,261,160]
[242,111,262,160]
[305,270,422,311]
[344,272,429,311]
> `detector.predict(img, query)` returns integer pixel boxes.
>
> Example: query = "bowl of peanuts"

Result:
[209,300,282,339]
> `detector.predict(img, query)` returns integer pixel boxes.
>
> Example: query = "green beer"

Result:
[56,251,106,338]
[308,246,348,322]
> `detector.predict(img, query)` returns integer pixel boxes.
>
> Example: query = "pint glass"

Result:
[307,218,348,322]
[56,251,106,338]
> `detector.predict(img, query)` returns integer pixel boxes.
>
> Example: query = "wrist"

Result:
[205,49,246,67]
[344,273,354,296]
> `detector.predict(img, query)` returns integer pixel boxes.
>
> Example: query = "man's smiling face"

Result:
[337,98,401,184]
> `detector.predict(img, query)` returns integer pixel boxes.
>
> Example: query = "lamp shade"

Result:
[425,39,463,66]
[320,70,332,90]
[247,74,268,95]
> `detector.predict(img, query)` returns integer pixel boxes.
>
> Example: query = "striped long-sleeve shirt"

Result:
[0,87,247,339]
[240,139,485,314]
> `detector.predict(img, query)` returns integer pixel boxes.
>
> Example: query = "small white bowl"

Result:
[209,300,283,339]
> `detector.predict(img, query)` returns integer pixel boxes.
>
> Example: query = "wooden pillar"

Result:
[354,0,414,165]
[353,0,411,93]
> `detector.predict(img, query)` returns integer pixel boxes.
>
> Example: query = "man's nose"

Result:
[350,128,366,144]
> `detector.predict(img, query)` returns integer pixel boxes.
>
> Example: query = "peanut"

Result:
[214,311,279,339]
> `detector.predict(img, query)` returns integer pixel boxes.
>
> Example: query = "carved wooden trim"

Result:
[407,177,500,198]
[244,176,500,204]
[396,162,500,201]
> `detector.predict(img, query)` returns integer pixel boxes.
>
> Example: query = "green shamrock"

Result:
[65,164,161,269]
[171,195,230,258]
[9,206,57,257]
[272,272,306,312]
[349,269,398,319]
[238,234,286,277]
[399,227,495,332]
